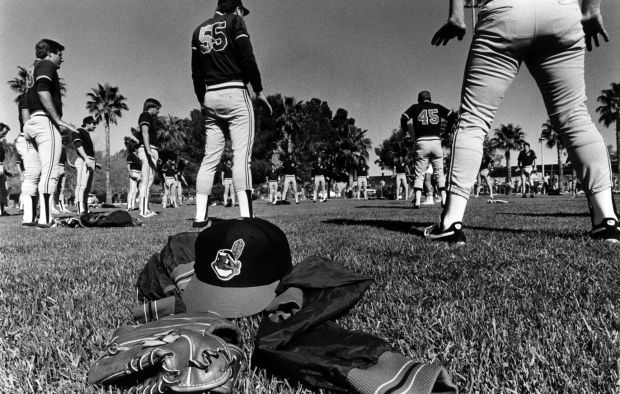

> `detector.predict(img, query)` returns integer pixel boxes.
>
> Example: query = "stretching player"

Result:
[221,158,236,207]
[0,124,10,215]
[281,153,299,204]
[427,0,618,243]
[191,0,272,227]
[356,158,369,200]
[161,154,178,208]
[23,39,78,227]
[266,162,280,204]
[312,156,328,202]
[124,137,141,211]
[393,156,409,200]
[517,142,536,198]
[401,90,456,208]
[136,98,162,218]
[74,116,97,214]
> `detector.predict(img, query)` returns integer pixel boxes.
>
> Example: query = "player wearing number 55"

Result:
[191,0,273,228]
[400,91,456,209]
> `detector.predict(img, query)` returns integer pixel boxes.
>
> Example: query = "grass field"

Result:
[1,194,619,393]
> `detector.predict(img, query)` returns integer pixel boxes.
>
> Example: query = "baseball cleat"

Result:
[590,218,620,243]
[192,219,212,229]
[424,222,466,245]
[139,211,157,218]
[412,204,421,209]
[22,222,37,227]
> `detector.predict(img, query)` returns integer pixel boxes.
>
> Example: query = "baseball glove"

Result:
[88,312,244,393]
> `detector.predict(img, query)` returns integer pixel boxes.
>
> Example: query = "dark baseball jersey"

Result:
[401,102,454,141]
[74,128,95,157]
[518,150,536,167]
[0,142,5,163]
[267,168,279,182]
[191,12,263,101]
[394,161,407,174]
[357,163,369,177]
[137,112,159,149]
[480,156,493,171]
[28,60,62,117]
[162,161,177,177]
[282,158,297,176]
[126,151,142,171]
[311,162,326,177]
[222,164,233,179]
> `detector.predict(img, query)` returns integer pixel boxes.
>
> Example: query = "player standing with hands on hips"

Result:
[426,0,618,243]
[23,39,78,228]
[191,0,272,228]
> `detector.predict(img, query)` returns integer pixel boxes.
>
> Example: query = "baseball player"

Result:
[427,0,617,243]
[356,158,369,200]
[401,90,456,209]
[281,153,299,204]
[476,155,495,201]
[15,92,41,225]
[136,98,162,218]
[312,156,328,202]
[393,156,409,200]
[176,159,188,206]
[124,137,141,211]
[161,155,178,209]
[52,146,69,214]
[266,162,280,204]
[22,39,78,227]
[221,158,236,207]
[0,124,10,215]
[517,142,537,198]
[191,0,272,227]
[74,116,97,215]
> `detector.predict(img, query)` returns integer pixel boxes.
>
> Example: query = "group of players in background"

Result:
[2,0,618,243]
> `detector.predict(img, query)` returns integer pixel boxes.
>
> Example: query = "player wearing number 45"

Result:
[401,91,456,209]
[191,0,273,228]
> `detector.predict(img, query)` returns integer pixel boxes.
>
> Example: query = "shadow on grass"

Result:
[465,224,585,239]
[323,218,434,236]
[498,212,589,218]
[355,205,425,210]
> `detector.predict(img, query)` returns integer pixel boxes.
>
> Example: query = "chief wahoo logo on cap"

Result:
[211,239,244,281]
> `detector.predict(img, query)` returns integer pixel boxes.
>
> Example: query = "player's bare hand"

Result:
[256,91,273,115]
[581,11,609,51]
[432,19,466,46]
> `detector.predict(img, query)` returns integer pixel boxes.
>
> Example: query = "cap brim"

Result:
[182,274,278,318]
[241,6,249,15]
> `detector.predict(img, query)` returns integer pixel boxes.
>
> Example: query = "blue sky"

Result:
[1,0,618,175]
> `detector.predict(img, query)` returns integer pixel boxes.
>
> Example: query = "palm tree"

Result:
[540,120,565,192]
[596,82,620,184]
[489,123,525,185]
[157,114,188,155]
[85,83,129,204]
[275,95,305,153]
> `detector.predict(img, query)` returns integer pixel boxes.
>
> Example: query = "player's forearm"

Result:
[141,127,152,154]
[448,0,466,24]
[77,146,89,160]
[126,164,132,176]
[236,38,263,93]
[20,109,30,125]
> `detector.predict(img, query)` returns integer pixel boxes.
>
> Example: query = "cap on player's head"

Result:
[82,116,98,127]
[418,90,432,103]
[217,0,249,16]
[143,98,162,112]
[124,136,138,151]
[35,39,65,59]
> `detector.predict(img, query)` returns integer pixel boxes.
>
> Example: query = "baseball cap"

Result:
[182,218,292,318]
[417,90,432,102]
[218,0,249,16]
[82,116,98,126]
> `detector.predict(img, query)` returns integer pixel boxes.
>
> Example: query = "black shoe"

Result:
[522,194,527,198]
[424,222,466,245]
[590,218,620,243]
[22,222,37,227]
[192,219,212,229]
[530,194,534,198]
[412,204,421,209]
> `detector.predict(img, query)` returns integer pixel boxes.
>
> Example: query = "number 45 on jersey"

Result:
[417,109,439,125]
[199,22,228,54]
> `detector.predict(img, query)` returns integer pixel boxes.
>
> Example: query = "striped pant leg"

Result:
[228,89,255,192]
